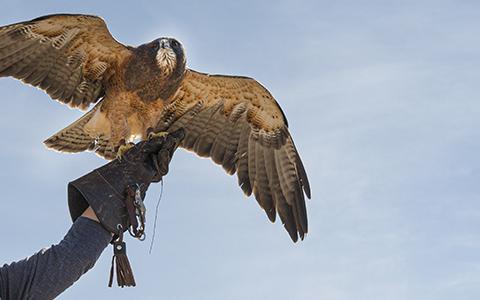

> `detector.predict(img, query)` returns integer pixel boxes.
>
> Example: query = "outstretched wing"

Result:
[158,69,311,242]
[0,14,131,110]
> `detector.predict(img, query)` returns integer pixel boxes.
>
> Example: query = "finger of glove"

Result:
[141,136,167,154]
[168,128,186,141]
[150,154,163,183]
[163,133,184,159]
[157,149,172,176]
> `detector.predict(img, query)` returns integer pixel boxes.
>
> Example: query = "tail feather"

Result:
[94,135,116,160]
[44,112,96,153]
[44,102,115,159]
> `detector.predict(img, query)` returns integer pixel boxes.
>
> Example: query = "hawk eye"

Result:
[152,43,159,50]
[171,40,178,47]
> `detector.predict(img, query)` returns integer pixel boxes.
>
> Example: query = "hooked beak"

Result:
[159,39,170,49]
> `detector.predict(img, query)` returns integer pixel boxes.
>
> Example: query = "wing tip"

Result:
[288,224,308,243]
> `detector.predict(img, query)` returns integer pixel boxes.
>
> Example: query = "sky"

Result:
[1,0,480,299]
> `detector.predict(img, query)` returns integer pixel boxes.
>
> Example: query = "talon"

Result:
[148,131,169,140]
[116,142,135,160]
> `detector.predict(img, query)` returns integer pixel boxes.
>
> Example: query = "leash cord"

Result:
[149,179,164,254]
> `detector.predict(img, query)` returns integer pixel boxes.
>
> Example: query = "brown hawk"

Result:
[0,14,311,241]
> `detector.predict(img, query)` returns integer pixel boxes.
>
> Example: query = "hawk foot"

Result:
[147,131,169,140]
[116,142,135,161]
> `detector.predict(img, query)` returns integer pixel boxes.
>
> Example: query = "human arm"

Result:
[0,208,111,300]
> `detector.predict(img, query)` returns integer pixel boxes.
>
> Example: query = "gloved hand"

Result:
[67,128,184,287]
[68,129,184,234]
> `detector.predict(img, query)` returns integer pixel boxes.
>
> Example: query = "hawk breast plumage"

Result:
[0,14,311,242]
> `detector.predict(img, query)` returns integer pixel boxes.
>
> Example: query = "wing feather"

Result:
[157,69,310,241]
[221,109,245,175]
[236,122,253,196]
[247,134,257,194]
[255,143,275,222]
[193,102,224,157]
[0,14,131,110]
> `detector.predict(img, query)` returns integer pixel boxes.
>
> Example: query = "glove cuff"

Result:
[68,168,129,234]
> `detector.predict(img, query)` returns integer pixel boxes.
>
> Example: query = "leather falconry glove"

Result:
[67,128,185,287]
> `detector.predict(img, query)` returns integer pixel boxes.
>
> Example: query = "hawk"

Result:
[0,14,311,242]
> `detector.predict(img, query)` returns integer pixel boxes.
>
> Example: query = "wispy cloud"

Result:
[1,1,479,299]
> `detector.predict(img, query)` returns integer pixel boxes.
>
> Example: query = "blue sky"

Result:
[1,1,480,299]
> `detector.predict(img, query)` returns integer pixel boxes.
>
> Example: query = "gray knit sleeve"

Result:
[0,217,112,300]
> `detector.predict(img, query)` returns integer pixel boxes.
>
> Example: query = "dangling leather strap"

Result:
[108,230,136,287]
[107,185,147,287]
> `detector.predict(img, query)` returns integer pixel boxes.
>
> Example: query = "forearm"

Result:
[0,217,111,300]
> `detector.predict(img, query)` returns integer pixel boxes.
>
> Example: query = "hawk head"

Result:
[124,37,187,100]
[153,37,186,78]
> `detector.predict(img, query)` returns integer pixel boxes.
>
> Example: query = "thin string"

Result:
[149,179,164,254]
